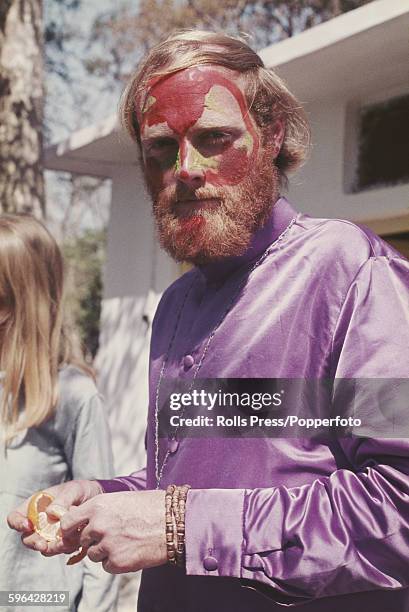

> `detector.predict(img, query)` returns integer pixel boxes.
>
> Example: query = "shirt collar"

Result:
[198,196,298,285]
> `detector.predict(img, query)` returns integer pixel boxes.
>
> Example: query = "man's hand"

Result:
[7,479,103,555]
[60,490,167,574]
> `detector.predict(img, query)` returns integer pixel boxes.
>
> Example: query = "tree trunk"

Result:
[0,0,44,216]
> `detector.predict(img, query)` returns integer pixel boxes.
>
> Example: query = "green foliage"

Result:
[83,0,375,86]
[62,228,106,359]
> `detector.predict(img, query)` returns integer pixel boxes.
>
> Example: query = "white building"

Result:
[45,0,409,479]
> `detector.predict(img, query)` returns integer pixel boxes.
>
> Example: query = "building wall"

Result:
[287,87,409,224]
[95,165,177,478]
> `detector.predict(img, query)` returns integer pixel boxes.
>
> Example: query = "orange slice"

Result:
[27,491,62,542]
[27,491,85,566]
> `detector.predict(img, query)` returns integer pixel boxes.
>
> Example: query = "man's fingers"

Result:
[21,532,48,553]
[102,558,119,574]
[45,538,79,557]
[46,503,67,520]
[87,544,106,563]
[41,548,63,558]
[21,528,82,556]
[78,524,99,550]
[42,541,79,556]
[38,539,80,558]
[60,502,92,536]
[46,494,82,518]
[8,510,33,533]
[45,480,95,519]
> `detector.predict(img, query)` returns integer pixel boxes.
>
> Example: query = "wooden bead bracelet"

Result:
[165,484,191,567]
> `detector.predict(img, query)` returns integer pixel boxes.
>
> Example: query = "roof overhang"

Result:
[260,0,409,102]
[45,114,139,178]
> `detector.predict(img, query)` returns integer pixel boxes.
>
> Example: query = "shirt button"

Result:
[203,555,218,571]
[183,354,195,370]
[168,437,179,453]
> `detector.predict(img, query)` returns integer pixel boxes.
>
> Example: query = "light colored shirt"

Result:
[100,198,409,611]
[0,365,119,612]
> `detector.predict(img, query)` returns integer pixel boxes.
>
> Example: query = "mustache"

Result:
[157,185,225,206]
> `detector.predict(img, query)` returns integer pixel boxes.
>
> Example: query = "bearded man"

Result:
[9,31,409,612]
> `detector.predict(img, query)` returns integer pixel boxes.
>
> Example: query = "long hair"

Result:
[120,30,311,183]
[0,214,91,441]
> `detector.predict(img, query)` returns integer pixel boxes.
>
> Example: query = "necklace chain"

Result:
[154,216,297,487]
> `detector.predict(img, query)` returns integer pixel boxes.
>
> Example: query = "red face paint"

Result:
[144,68,214,134]
[140,67,260,190]
[179,215,205,232]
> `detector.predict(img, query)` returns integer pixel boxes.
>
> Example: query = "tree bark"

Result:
[0,0,44,216]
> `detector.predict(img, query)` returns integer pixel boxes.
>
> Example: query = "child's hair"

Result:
[0,214,92,440]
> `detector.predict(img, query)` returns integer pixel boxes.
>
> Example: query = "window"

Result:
[382,233,409,261]
[354,94,409,192]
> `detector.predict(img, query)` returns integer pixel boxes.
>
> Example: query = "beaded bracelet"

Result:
[165,484,191,567]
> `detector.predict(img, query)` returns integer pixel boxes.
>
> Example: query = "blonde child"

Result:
[0,214,118,611]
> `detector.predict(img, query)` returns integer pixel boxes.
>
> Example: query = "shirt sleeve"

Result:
[97,466,147,493]
[68,392,120,612]
[185,256,409,605]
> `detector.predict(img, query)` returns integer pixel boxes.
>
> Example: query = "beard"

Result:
[148,148,281,266]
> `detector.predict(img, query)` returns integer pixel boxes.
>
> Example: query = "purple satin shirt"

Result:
[99,198,409,611]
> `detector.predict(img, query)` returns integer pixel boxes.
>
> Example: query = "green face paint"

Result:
[173,143,219,174]
[142,95,156,114]
[141,67,260,188]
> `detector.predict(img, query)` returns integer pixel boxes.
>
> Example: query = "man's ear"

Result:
[271,118,285,160]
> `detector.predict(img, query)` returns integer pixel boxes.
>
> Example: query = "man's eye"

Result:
[149,138,177,152]
[200,132,231,145]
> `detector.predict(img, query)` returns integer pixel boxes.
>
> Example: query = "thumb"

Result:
[46,503,67,520]
[45,480,102,521]
[44,481,90,519]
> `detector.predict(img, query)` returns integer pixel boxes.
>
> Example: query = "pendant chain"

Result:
[154,216,297,487]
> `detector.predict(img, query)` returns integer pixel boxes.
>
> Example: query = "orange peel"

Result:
[27,491,86,566]
[27,491,62,542]
[66,546,88,565]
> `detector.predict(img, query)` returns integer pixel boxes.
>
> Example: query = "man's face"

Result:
[139,65,282,264]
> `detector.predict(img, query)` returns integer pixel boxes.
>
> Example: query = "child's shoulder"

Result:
[57,364,100,417]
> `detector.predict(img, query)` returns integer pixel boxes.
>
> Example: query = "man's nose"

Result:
[175,142,206,188]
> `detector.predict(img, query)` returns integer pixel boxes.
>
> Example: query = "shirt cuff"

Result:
[185,488,245,578]
[96,478,137,492]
